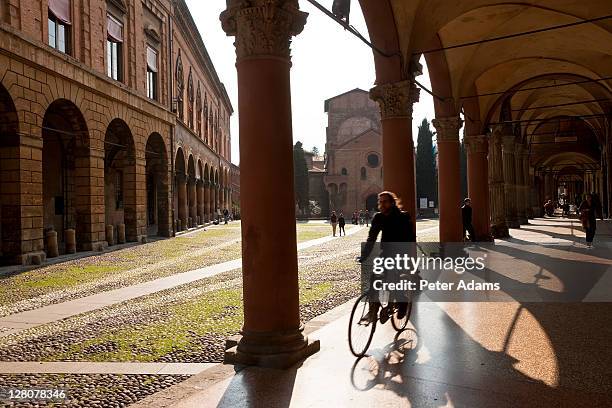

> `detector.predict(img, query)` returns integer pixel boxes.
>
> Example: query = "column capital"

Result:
[432,117,463,141]
[369,80,420,120]
[464,135,488,154]
[220,0,307,61]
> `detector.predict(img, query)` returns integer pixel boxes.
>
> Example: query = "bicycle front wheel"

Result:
[348,292,377,357]
[391,302,412,332]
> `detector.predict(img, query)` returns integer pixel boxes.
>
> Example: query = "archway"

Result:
[197,159,204,225]
[214,169,219,214]
[0,83,19,263]
[174,148,187,231]
[42,99,90,254]
[365,194,378,212]
[204,163,211,222]
[145,133,169,237]
[187,155,196,228]
[105,119,137,242]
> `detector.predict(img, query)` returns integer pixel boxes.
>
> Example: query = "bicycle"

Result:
[348,288,413,358]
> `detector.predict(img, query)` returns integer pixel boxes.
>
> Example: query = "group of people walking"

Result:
[543,193,603,248]
[330,209,372,237]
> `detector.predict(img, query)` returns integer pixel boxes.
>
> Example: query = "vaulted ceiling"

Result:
[360,0,612,172]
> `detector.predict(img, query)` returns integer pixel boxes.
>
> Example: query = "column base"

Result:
[505,219,521,229]
[12,251,47,266]
[79,240,108,252]
[224,327,320,369]
[491,224,509,238]
[518,216,529,225]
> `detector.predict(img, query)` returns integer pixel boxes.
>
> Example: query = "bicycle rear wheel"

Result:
[348,292,377,357]
[391,301,412,332]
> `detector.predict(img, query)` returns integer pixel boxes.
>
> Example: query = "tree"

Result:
[416,119,438,208]
[293,141,310,217]
[312,146,319,156]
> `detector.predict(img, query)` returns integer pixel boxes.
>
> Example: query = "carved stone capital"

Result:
[432,117,463,142]
[220,0,307,61]
[369,80,420,120]
[464,135,488,154]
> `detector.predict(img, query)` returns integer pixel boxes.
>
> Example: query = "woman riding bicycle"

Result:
[359,191,416,324]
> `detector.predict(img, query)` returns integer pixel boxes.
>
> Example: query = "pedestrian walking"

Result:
[461,198,476,242]
[330,211,338,237]
[338,212,346,236]
[223,208,229,224]
[365,209,371,227]
[579,194,597,248]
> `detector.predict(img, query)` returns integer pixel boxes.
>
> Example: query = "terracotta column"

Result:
[204,181,211,222]
[433,117,464,242]
[489,129,508,237]
[369,80,420,232]
[177,174,187,231]
[515,144,528,225]
[522,148,533,219]
[197,180,204,224]
[544,171,553,201]
[502,134,519,228]
[464,134,490,240]
[221,0,317,367]
[189,177,198,227]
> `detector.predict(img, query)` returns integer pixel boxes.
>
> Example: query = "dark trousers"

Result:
[586,226,596,243]
[339,225,345,236]
[463,223,476,242]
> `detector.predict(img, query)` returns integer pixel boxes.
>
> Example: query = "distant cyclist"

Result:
[359,191,416,324]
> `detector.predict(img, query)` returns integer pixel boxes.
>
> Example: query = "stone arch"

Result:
[0,82,21,263]
[175,147,187,230]
[187,154,197,227]
[105,118,138,242]
[42,98,91,253]
[145,132,170,237]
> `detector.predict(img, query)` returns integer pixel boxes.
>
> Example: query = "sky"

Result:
[186,0,436,165]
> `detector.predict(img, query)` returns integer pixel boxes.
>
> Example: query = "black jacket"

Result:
[362,206,415,259]
[461,205,472,225]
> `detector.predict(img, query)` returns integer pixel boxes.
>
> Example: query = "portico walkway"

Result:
[136,218,612,407]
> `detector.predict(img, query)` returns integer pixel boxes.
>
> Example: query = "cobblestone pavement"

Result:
[0,220,438,407]
[0,223,339,318]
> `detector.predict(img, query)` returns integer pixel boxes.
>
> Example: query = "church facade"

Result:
[312,89,384,217]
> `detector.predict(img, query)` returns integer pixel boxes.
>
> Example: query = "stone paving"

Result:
[133,217,612,408]
[0,219,435,407]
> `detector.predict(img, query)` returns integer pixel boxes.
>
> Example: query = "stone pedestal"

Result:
[116,224,126,244]
[65,229,76,254]
[46,230,59,258]
[106,225,114,246]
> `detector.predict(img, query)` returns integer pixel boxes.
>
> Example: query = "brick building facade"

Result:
[319,89,383,216]
[0,0,235,265]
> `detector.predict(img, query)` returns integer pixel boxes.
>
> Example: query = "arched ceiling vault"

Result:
[361,1,612,133]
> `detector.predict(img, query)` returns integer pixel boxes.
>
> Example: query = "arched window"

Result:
[175,51,184,120]
[360,167,366,180]
[196,83,202,137]
[341,167,348,176]
[187,68,194,129]
[204,93,209,143]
